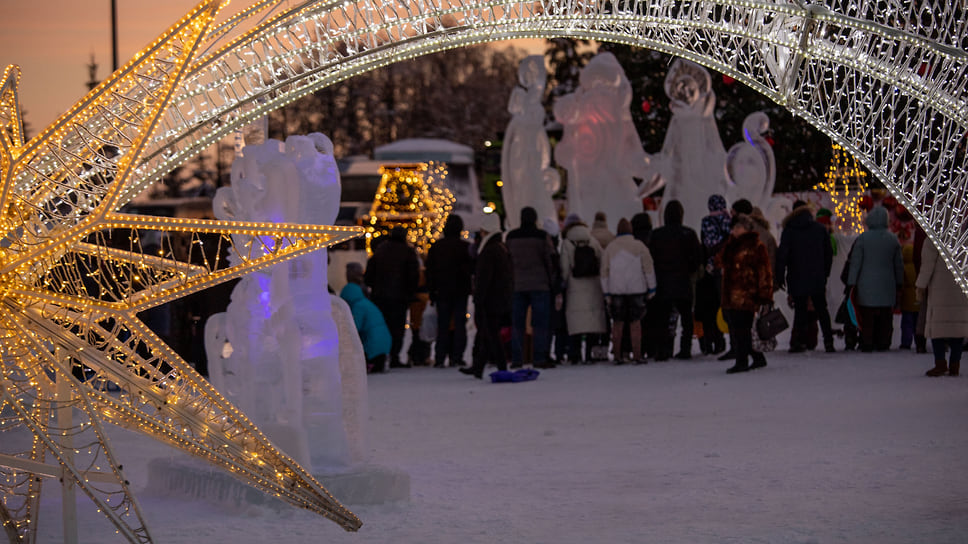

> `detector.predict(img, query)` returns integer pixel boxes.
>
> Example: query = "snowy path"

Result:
[37,349,968,543]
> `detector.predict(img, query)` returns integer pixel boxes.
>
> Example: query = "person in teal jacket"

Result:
[341,262,392,373]
[846,206,904,352]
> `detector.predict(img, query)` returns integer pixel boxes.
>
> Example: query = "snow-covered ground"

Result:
[35,344,968,543]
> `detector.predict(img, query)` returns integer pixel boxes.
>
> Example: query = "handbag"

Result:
[419,304,437,343]
[755,304,789,340]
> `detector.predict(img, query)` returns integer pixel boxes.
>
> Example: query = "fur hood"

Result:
[781,205,813,229]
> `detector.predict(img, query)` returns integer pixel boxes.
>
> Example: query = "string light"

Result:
[814,143,869,235]
[0,4,361,542]
[364,162,455,255]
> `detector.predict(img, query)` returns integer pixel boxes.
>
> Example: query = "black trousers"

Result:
[373,296,409,364]
[858,306,893,351]
[472,306,507,373]
[724,309,766,367]
[654,296,694,355]
[792,292,834,347]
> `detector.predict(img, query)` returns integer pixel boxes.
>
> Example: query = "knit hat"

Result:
[542,217,560,237]
[731,198,753,215]
[563,213,583,230]
[815,208,833,225]
[345,262,365,284]
[480,212,502,233]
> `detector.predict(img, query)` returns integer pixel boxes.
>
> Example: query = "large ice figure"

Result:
[642,59,728,231]
[725,111,777,212]
[501,55,559,229]
[554,52,651,231]
[206,133,364,471]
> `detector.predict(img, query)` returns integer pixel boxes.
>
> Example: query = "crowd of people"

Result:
[338,195,968,379]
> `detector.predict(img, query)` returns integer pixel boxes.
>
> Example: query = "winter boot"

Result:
[750,352,767,370]
[726,358,750,374]
[949,360,960,377]
[926,359,948,377]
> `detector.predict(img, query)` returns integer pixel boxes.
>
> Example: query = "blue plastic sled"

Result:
[489,369,541,383]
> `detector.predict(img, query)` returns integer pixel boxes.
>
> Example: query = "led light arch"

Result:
[94,0,968,292]
[0,0,965,542]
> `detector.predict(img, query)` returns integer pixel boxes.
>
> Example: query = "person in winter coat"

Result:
[506,206,558,369]
[847,206,904,352]
[461,214,514,379]
[719,214,774,374]
[649,200,702,360]
[776,201,836,353]
[697,194,731,356]
[560,216,608,364]
[590,211,616,249]
[341,262,392,374]
[544,217,569,364]
[364,226,420,367]
[425,214,474,368]
[915,241,968,377]
[631,211,659,358]
[601,218,656,364]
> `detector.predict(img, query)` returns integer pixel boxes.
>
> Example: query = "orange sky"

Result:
[0,1,547,132]
[0,1,208,129]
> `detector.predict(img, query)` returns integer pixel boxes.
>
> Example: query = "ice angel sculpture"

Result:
[642,59,729,230]
[206,134,361,471]
[554,52,652,232]
[501,55,559,229]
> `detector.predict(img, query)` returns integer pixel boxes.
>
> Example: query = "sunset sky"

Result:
[0,1,547,133]
[0,1,205,130]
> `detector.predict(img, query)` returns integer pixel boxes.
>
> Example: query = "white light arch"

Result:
[127,0,967,289]
[0,2,964,541]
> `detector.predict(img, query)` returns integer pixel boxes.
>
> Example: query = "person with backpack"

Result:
[601,218,656,364]
[560,214,607,364]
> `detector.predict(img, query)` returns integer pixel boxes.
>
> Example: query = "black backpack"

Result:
[571,240,600,278]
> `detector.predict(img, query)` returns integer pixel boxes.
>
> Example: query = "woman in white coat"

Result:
[600,218,657,364]
[915,242,968,376]
[560,217,608,363]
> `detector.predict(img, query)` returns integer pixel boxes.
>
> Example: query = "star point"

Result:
[0,3,363,542]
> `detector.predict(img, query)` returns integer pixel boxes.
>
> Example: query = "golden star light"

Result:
[0,2,362,542]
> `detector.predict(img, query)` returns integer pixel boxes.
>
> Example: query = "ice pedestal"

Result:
[145,458,410,507]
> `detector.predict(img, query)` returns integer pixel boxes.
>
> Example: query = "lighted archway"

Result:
[127,0,967,287]
[0,1,965,541]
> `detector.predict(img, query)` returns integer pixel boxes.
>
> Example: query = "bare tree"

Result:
[270,44,526,157]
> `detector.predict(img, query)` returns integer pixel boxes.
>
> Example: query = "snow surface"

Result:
[34,340,968,543]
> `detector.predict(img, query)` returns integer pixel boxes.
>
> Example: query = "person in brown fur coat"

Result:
[719,214,774,374]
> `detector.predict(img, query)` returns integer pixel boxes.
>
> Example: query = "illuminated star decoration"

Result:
[365,162,455,255]
[0,2,362,542]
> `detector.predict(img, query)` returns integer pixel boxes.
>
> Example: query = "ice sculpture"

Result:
[554,52,651,232]
[643,58,728,231]
[501,55,559,229]
[206,133,359,470]
[725,111,776,211]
